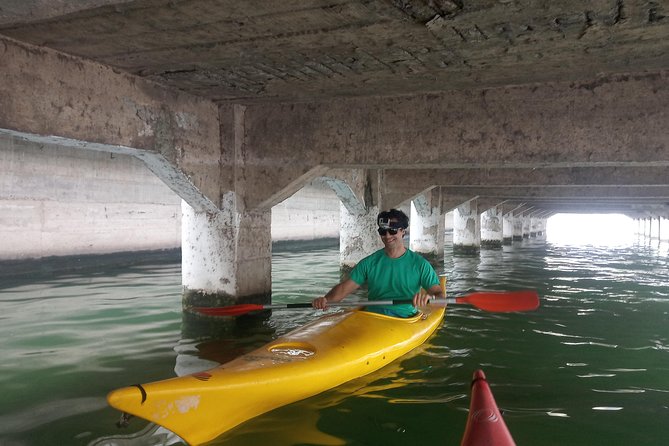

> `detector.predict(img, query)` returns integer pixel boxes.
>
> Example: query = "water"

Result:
[1,236,668,445]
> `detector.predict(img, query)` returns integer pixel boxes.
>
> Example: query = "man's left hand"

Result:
[413,293,433,307]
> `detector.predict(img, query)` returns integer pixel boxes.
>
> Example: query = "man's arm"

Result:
[312,279,361,310]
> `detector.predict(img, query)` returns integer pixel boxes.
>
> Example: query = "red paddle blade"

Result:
[456,290,539,312]
[193,304,265,317]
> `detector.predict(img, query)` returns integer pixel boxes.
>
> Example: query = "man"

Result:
[312,209,444,317]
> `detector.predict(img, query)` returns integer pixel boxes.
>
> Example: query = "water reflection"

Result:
[177,311,277,374]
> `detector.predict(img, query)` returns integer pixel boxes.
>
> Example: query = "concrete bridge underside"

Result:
[1,0,668,305]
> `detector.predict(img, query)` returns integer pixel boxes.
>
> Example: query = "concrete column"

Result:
[453,199,480,254]
[181,195,271,307]
[318,171,382,270]
[650,217,661,240]
[638,218,647,237]
[513,214,524,241]
[481,206,503,249]
[530,215,539,237]
[522,214,531,238]
[502,212,515,245]
[534,216,547,236]
[410,190,444,257]
[340,203,381,268]
[641,217,648,239]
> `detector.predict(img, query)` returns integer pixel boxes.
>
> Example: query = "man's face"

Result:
[378,218,405,246]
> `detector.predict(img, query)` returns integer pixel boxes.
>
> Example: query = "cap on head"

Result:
[377,209,409,229]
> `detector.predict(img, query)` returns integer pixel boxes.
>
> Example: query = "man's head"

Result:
[377,209,409,236]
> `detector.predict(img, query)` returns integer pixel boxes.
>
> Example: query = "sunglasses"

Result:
[378,227,400,236]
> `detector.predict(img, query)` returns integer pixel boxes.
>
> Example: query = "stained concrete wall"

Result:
[0,134,182,260]
[0,135,342,261]
[271,182,340,241]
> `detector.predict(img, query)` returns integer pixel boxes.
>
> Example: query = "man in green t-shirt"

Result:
[312,209,444,317]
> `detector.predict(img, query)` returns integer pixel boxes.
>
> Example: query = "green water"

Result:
[1,236,668,445]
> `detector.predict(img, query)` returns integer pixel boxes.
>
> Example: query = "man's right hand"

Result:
[312,297,329,310]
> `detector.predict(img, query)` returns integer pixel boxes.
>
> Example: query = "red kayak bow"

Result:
[461,370,516,446]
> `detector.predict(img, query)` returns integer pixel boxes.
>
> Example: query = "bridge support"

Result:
[481,206,503,249]
[531,213,548,237]
[522,214,532,238]
[181,198,272,307]
[453,199,480,254]
[512,214,524,241]
[318,171,383,270]
[340,204,381,269]
[410,190,445,258]
[502,212,515,245]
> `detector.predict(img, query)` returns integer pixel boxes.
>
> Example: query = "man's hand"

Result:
[413,293,433,308]
[312,280,360,310]
[312,296,329,310]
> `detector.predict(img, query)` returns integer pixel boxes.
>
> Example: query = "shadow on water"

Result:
[178,310,277,371]
[0,249,181,289]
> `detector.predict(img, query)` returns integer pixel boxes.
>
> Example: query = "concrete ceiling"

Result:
[1,0,668,216]
[2,0,668,104]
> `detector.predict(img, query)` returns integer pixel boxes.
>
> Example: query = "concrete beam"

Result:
[313,169,381,216]
[383,166,669,195]
[241,71,669,174]
[0,35,222,212]
[502,199,669,214]
[232,71,669,210]
[439,186,669,200]
[476,198,506,213]
[440,195,478,213]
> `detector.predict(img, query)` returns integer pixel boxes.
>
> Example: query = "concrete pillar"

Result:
[502,212,515,245]
[318,171,382,270]
[529,215,539,237]
[181,196,271,307]
[513,214,524,241]
[340,203,381,268]
[453,199,480,254]
[481,206,503,249]
[522,214,531,238]
[534,216,547,236]
[650,216,661,240]
[638,218,647,237]
[410,190,444,257]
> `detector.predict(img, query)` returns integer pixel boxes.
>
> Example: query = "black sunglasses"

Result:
[378,227,400,236]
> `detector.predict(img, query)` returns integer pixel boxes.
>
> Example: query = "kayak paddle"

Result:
[192,290,539,317]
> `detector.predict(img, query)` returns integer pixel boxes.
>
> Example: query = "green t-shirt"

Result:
[349,248,440,318]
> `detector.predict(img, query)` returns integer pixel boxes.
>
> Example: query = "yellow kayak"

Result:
[107,306,445,445]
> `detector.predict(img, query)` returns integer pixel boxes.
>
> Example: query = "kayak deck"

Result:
[107,307,445,445]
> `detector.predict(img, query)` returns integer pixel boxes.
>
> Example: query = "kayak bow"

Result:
[461,369,516,446]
